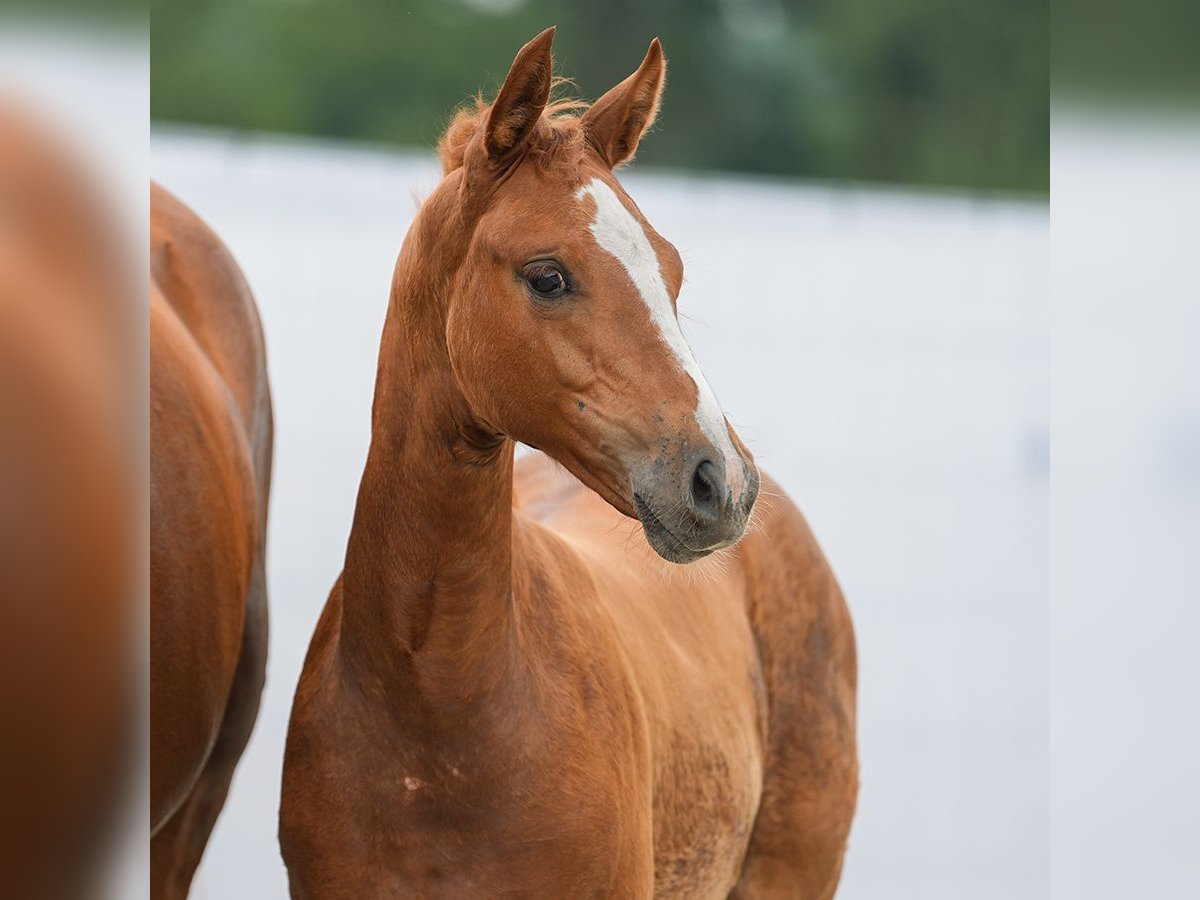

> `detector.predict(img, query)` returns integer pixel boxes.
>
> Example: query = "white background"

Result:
[153,128,1049,900]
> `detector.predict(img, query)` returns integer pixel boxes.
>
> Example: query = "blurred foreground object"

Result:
[149,184,272,899]
[0,100,137,899]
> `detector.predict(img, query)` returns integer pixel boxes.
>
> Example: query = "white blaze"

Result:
[577,178,746,499]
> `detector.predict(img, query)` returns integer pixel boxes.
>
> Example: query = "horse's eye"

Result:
[524,263,568,299]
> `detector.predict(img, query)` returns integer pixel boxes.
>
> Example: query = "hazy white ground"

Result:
[153,127,1049,900]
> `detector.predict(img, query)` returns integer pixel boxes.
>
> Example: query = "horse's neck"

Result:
[339,249,516,692]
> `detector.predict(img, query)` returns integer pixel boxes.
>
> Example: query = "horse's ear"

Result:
[582,38,665,169]
[483,27,556,161]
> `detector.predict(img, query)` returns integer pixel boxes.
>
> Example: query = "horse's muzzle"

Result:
[632,451,759,564]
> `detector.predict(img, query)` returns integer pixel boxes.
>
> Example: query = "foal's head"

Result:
[431,28,758,564]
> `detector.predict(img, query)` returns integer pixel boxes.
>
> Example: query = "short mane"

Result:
[439,78,590,174]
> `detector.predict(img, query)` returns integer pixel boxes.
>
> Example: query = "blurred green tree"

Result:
[150,0,1047,192]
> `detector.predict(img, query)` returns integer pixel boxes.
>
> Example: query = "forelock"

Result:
[438,79,591,175]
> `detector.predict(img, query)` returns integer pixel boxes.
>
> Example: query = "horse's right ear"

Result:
[582,38,665,169]
[483,27,556,162]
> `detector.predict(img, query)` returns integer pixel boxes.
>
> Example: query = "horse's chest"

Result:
[616,617,763,896]
[649,700,764,897]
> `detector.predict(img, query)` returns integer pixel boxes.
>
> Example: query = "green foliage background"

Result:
[151,0,1047,192]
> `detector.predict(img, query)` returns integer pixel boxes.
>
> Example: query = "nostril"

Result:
[690,459,721,519]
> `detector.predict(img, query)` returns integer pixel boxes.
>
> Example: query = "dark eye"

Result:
[524,262,568,299]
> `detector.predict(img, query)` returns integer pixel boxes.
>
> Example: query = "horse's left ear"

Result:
[582,38,666,169]
[484,27,556,161]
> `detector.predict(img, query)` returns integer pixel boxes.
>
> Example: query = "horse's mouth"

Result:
[633,492,716,565]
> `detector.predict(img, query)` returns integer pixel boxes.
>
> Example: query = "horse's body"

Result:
[150,183,273,898]
[281,30,855,899]
[285,456,854,898]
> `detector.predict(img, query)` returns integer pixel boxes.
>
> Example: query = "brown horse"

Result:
[150,183,273,898]
[0,102,136,900]
[281,29,856,899]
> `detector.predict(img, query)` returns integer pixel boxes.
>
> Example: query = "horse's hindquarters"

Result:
[149,183,273,896]
[150,298,257,830]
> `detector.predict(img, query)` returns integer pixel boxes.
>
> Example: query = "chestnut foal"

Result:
[281,30,856,899]
[151,184,273,898]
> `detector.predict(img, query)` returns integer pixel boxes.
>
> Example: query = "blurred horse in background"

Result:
[150,183,273,898]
